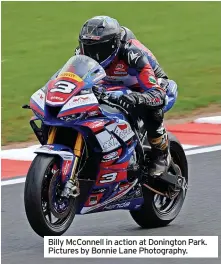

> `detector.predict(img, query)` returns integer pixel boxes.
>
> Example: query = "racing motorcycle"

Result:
[23,55,188,237]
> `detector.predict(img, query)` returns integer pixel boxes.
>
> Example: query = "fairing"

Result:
[29,55,177,216]
[46,56,105,105]
[30,55,106,119]
[30,89,45,118]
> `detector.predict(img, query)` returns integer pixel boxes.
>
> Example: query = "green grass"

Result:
[2,1,221,145]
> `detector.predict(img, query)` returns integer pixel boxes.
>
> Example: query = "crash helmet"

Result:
[79,16,122,68]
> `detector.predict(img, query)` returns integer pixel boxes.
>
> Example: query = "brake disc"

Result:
[48,171,73,219]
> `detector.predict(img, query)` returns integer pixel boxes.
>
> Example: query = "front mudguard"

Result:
[34,144,75,183]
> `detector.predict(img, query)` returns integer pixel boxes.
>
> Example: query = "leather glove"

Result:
[109,90,166,110]
[108,93,138,111]
[140,90,166,108]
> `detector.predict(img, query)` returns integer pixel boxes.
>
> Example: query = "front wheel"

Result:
[130,133,188,228]
[24,154,76,237]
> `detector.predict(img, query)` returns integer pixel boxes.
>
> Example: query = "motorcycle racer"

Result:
[44,16,178,179]
[75,15,176,178]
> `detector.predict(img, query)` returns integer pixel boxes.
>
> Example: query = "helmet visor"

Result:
[81,37,117,63]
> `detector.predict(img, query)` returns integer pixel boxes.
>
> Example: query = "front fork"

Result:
[48,127,84,198]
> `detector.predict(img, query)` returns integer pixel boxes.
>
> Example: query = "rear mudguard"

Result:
[34,144,75,183]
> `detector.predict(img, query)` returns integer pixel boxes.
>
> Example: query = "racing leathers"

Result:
[82,28,171,178]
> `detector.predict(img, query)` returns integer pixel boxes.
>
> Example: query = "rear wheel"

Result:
[24,154,76,237]
[130,133,188,228]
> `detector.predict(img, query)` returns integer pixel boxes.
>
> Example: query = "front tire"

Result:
[130,133,188,228]
[24,154,76,237]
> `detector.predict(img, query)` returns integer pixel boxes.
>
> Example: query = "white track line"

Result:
[1,144,40,161]
[185,145,221,156]
[1,145,221,187]
[1,177,26,186]
[194,116,221,125]
[1,144,196,160]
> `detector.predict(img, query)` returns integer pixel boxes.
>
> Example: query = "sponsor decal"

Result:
[113,124,134,141]
[81,35,101,40]
[149,76,157,84]
[96,130,121,152]
[104,76,119,81]
[89,196,98,205]
[62,160,72,177]
[58,72,82,82]
[88,111,99,117]
[61,94,98,111]
[99,173,117,184]
[92,188,106,194]
[51,96,64,101]
[119,184,130,192]
[83,120,106,131]
[101,151,119,162]
[116,64,124,70]
[73,96,89,102]
[91,120,105,129]
[72,95,97,105]
[96,122,134,152]
[40,145,54,150]
[80,179,138,214]
[31,89,45,109]
[104,202,130,210]
[114,71,127,75]
[103,137,120,151]
[38,93,44,100]
[114,63,127,75]
[104,73,138,86]
[60,116,76,121]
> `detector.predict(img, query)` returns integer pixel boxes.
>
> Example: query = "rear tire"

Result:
[130,132,188,228]
[24,154,76,237]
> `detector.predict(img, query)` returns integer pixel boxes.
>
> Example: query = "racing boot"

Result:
[148,129,171,177]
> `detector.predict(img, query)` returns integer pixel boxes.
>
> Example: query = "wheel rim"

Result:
[41,161,75,230]
[152,162,187,219]
[153,192,181,215]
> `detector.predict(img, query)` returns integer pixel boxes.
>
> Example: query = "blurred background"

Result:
[1,1,221,145]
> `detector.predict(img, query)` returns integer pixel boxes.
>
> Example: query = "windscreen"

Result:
[59,55,100,80]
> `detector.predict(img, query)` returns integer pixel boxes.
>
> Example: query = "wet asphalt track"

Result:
[2,150,221,264]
